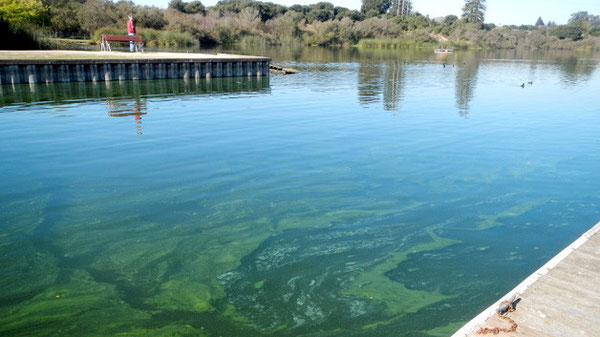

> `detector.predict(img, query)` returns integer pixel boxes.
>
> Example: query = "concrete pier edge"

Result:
[451,221,600,337]
[0,51,270,84]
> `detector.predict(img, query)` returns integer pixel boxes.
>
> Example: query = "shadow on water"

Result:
[0,77,270,135]
[0,77,271,107]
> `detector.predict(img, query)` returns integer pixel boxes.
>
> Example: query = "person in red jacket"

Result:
[127,15,136,52]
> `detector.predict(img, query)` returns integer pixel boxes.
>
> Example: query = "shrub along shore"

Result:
[1,0,600,51]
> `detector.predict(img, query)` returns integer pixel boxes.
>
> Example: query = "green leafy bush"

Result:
[551,25,583,40]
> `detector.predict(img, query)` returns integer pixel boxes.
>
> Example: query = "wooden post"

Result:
[103,64,111,82]
[194,63,200,82]
[130,63,139,80]
[90,64,99,82]
[205,63,212,79]
[26,65,37,84]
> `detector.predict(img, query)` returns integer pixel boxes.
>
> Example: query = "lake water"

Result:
[1,47,599,337]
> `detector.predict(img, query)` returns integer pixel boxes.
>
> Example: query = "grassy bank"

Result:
[92,27,198,49]
[356,38,473,50]
[356,35,600,51]
[49,38,93,47]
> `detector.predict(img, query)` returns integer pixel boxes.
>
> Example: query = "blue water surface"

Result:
[0,48,599,337]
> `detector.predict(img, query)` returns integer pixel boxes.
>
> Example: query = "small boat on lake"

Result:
[434,48,453,54]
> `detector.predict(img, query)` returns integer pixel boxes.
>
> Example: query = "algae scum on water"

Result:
[217,217,454,333]
[2,189,589,337]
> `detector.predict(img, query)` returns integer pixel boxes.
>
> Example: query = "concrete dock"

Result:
[453,222,600,337]
[0,50,270,85]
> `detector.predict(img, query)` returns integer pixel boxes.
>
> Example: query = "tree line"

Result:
[0,0,599,50]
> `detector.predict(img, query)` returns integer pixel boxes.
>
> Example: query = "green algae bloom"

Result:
[345,229,460,319]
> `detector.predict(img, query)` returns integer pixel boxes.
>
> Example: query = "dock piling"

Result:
[0,52,270,85]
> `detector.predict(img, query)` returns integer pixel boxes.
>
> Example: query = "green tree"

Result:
[136,5,166,29]
[551,25,583,40]
[77,0,115,35]
[288,4,307,14]
[0,0,45,23]
[535,16,544,26]
[42,0,83,37]
[390,0,411,17]
[183,0,204,14]
[462,0,486,24]
[112,0,136,23]
[306,2,334,22]
[364,9,379,18]
[361,0,391,15]
[390,12,431,30]
[333,6,350,18]
[213,0,286,21]
[168,0,185,12]
[443,14,458,26]
[568,11,600,26]
[567,11,600,37]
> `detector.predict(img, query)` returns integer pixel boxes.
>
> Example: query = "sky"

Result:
[131,0,600,26]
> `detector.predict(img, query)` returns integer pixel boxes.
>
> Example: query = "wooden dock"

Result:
[0,50,270,85]
[453,221,600,337]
